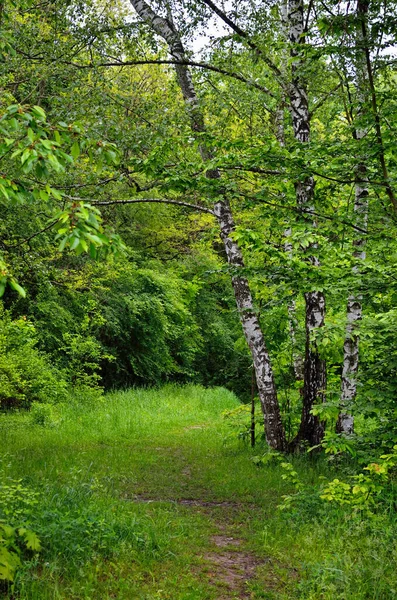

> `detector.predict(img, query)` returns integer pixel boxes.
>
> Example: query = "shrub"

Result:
[0,310,68,410]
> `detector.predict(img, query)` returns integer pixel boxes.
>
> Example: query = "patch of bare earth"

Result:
[132,495,240,508]
[204,534,263,599]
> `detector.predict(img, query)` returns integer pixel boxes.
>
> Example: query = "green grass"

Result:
[1,384,396,599]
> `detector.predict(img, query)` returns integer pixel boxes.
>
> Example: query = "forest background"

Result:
[1,0,397,595]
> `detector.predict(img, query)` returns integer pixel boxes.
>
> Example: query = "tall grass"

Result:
[1,384,396,599]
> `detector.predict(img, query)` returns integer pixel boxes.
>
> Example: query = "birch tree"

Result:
[284,0,326,446]
[196,0,327,445]
[128,0,287,450]
[337,3,369,435]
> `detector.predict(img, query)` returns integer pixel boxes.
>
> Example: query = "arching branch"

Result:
[199,0,282,79]
[80,197,215,214]
[63,58,276,100]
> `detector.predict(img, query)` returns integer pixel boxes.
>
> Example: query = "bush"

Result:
[0,311,68,410]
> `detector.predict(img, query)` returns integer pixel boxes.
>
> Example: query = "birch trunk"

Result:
[278,0,304,382]
[338,181,368,433]
[214,201,286,450]
[287,0,326,445]
[129,0,286,450]
[337,14,369,435]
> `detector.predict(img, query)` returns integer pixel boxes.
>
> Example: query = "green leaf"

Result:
[40,139,54,150]
[6,104,19,115]
[70,236,80,251]
[0,184,10,200]
[58,237,68,252]
[0,561,15,582]
[71,141,80,159]
[9,280,26,298]
[21,148,31,164]
[22,530,41,552]
[50,188,63,201]
[31,105,46,120]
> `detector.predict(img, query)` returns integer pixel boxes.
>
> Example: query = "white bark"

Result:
[338,29,369,434]
[214,201,286,450]
[278,0,304,382]
[286,0,326,445]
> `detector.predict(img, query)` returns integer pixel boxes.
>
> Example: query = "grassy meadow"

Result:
[1,385,396,599]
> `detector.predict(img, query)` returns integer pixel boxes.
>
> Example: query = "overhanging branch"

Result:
[62,58,276,99]
[199,0,282,80]
[75,197,215,215]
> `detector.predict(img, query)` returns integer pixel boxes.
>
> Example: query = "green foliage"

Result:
[309,430,356,457]
[1,0,397,594]
[0,480,39,525]
[0,103,74,200]
[321,445,397,514]
[60,332,106,388]
[30,402,60,427]
[2,385,395,599]
[55,202,126,259]
[0,522,41,583]
[222,401,261,444]
[33,497,151,570]
[0,311,68,409]
[0,479,41,584]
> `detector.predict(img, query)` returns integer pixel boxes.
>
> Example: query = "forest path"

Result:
[119,425,291,599]
[132,492,267,598]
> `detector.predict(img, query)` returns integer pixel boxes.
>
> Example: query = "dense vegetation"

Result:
[1,0,397,596]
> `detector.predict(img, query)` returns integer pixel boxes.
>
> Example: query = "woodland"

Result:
[1,0,397,597]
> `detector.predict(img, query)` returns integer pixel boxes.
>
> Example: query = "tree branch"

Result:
[72,197,215,214]
[220,166,282,175]
[309,82,343,117]
[62,58,276,99]
[199,0,282,79]
[243,194,370,235]
[5,219,58,249]
[358,0,397,212]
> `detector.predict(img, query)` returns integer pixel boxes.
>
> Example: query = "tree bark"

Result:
[213,200,286,450]
[337,7,369,435]
[287,0,326,445]
[298,290,326,445]
[338,173,368,434]
[129,0,286,450]
[278,0,304,383]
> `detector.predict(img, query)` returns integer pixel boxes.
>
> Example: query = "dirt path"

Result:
[132,494,269,599]
[205,532,262,599]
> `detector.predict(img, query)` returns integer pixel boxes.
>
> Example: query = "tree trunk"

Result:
[297,290,326,445]
[277,0,304,383]
[337,11,369,434]
[338,161,368,436]
[129,0,286,450]
[287,0,326,445]
[214,200,286,450]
